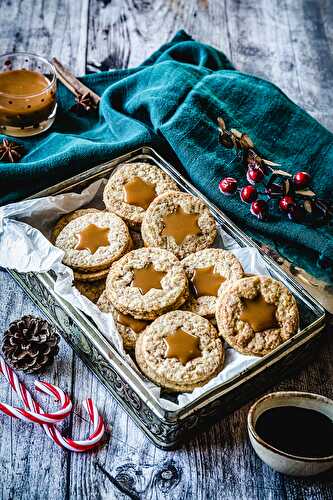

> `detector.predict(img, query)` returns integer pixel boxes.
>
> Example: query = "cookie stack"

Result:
[52,161,299,393]
[52,208,132,302]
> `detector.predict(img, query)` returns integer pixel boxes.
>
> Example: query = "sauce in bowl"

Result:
[255,405,333,458]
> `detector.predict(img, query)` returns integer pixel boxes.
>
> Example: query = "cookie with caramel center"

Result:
[103,162,179,228]
[105,247,189,320]
[216,276,299,356]
[50,208,100,244]
[55,211,130,272]
[135,310,224,392]
[141,191,217,259]
[181,248,244,317]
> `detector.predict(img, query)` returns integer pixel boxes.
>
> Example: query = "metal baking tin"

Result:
[8,147,326,449]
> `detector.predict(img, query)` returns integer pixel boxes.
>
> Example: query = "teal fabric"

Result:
[1,31,333,283]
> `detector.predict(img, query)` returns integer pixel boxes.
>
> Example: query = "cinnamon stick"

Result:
[52,58,100,107]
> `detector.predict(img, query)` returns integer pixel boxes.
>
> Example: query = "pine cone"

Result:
[2,315,60,373]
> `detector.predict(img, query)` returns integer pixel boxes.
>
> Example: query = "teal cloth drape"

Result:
[1,31,332,282]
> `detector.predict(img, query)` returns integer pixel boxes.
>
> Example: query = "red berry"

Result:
[246,166,264,184]
[240,185,258,203]
[250,200,268,220]
[219,177,238,195]
[279,195,295,212]
[293,171,311,188]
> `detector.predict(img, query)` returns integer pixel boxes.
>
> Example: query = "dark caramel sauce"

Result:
[165,328,201,365]
[255,406,333,458]
[162,206,201,245]
[192,265,225,297]
[75,224,110,254]
[240,294,278,332]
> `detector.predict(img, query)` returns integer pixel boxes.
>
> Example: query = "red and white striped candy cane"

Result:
[0,357,72,424]
[43,398,105,452]
[0,356,105,452]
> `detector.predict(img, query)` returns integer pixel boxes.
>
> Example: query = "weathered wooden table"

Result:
[0,1,332,499]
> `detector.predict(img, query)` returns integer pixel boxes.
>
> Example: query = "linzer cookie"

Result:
[141,191,217,259]
[50,208,100,244]
[73,267,110,282]
[135,310,224,392]
[216,276,299,356]
[105,247,188,320]
[55,211,130,271]
[97,291,150,350]
[74,279,106,303]
[103,162,179,228]
[181,249,244,317]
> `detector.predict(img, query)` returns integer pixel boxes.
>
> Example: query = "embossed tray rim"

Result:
[10,146,326,423]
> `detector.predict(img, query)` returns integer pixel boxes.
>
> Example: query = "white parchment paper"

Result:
[0,180,271,410]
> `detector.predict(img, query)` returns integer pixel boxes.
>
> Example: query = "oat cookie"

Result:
[97,291,149,350]
[51,208,100,244]
[73,234,133,280]
[106,247,188,320]
[141,191,217,259]
[73,267,110,282]
[75,279,106,303]
[74,234,133,273]
[103,162,179,228]
[181,249,244,317]
[135,310,224,392]
[55,211,130,271]
[216,276,299,357]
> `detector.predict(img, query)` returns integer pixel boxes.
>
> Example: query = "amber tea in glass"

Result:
[0,52,57,137]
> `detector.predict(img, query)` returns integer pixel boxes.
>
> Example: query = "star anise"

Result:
[71,92,97,114]
[0,139,25,163]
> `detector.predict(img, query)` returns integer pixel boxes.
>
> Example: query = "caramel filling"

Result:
[75,224,110,254]
[162,206,201,245]
[116,310,149,333]
[165,328,201,365]
[132,263,166,295]
[123,176,156,210]
[240,294,279,332]
[192,265,225,297]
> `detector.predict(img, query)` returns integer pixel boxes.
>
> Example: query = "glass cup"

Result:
[0,52,57,137]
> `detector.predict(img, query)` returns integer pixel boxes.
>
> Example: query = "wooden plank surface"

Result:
[0,1,333,499]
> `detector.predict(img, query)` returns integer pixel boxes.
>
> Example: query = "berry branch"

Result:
[217,117,332,224]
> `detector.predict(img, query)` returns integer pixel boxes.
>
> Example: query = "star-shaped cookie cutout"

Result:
[132,263,166,294]
[165,328,201,365]
[240,294,278,332]
[75,223,110,254]
[123,176,156,209]
[192,265,225,297]
[162,206,201,245]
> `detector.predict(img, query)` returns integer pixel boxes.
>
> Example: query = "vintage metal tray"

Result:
[8,147,326,449]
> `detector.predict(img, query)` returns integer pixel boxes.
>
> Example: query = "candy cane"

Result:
[0,357,72,424]
[42,398,105,452]
[0,356,105,452]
